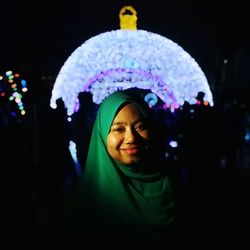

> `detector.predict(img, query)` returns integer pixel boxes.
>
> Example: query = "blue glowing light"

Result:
[144,93,158,107]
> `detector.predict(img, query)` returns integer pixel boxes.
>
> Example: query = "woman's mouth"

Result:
[123,147,139,155]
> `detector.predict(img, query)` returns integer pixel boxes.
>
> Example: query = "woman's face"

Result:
[106,103,151,166]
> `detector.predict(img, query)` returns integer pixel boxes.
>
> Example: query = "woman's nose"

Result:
[124,128,136,143]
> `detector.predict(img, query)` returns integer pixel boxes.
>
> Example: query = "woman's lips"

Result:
[123,147,139,155]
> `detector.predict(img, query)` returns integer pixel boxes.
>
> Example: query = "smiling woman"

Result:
[106,102,151,166]
[61,89,190,244]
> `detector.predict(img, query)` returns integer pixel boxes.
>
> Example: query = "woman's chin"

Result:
[123,156,146,166]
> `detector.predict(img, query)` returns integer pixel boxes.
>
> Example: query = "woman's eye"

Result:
[111,127,124,133]
[135,123,147,131]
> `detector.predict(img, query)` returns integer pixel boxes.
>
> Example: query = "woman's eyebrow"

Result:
[111,122,126,126]
[111,119,144,126]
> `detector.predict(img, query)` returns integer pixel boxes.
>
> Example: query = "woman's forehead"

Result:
[113,103,145,122]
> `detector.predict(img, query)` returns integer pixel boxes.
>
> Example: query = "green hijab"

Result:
[64,90,176,233]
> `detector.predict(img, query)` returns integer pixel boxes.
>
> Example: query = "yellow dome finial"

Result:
[119,5,137,30]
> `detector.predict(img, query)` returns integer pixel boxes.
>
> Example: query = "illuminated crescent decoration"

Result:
[50,6,214,117]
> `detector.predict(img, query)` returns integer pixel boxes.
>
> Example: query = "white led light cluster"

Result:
[50,12,213,116]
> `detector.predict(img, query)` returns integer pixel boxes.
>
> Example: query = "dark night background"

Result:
[1,0,250,246]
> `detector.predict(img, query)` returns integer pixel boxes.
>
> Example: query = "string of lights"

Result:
[0,70,28,118]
